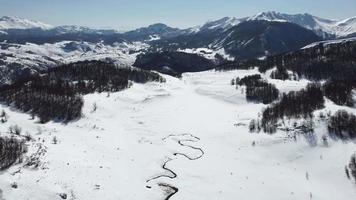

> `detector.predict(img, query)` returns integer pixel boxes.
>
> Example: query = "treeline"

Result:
[346,154,356,183]
[232,74,279,104]
[328,110,356,140]
[259,41,356,81]
[261,83,324,133]
[263,41,356,107]
[270,66,298,81]
[216,40,356,79]
[0,136,26,170]
[323,80,354,107]
[255,81,356,135]
[218,41,356,107]
[46,61,165,92]
[0,61,165,123]
[0,109,9,123]
[215,59,263,71]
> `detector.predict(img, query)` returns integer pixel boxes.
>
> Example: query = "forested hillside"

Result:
[0,61,164,123]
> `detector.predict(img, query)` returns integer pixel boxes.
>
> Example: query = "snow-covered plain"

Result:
[0,69,356,200]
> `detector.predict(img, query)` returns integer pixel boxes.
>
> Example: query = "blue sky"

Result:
[1,0,356,30]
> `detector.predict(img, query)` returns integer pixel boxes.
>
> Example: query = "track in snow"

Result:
[146,133,204,200]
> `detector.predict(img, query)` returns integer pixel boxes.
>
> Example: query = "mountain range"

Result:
[1,11,356,39]
[0,12,355,59]
[1,11,356,83]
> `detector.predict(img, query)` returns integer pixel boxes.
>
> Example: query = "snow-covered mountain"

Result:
[187,12,356,38]
[247,11,356,38]
[335,17,356,37]
[188,17,242,33]
[150,20,321,60]
[0,16,53,30]
[0,41,148,85]
[121,23,183,41]
[1,12,356,42]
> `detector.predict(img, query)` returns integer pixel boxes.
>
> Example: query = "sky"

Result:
[1,0,356,30]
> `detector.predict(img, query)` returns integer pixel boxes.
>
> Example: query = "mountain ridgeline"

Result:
[133,21,321,75]
[149,21,321,60]
[2,12,356,80]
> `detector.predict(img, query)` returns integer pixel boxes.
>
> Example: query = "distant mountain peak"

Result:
[0,16,52,30]
[191,16,241,33]
[147,23,170,29]
[244,12,356,37]
[249,11,291,22]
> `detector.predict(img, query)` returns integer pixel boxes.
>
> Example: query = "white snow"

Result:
[0,69,355,200]
[177,47,234,61]
[146,35,161,41]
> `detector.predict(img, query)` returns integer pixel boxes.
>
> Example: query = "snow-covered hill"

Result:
[0,41,148,85]
[0,69,355,200]
[0,16,52,30]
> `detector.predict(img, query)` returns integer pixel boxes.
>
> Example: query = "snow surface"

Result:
[0,69,355,200]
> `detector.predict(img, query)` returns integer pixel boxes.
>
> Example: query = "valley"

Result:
[0,70,356,199]
[0,8,356,200]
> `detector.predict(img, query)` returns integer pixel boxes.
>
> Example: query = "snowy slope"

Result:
[188,17,242,33]
[0,41,147,65]
[0,16,53,30]
[302,37,356,49]
[335,17,356,37]
[247,11,356,38]
[0,41,148,85]
[186,12,356,38]
[0,69,355,200]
